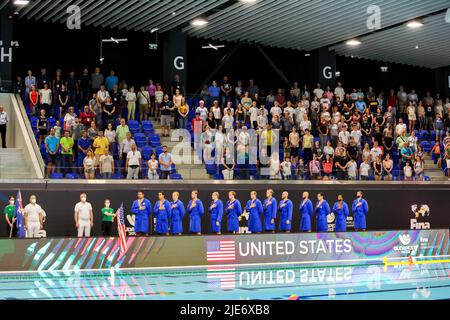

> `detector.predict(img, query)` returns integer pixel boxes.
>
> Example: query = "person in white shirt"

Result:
[395,119,407,137]
[313,83,324,100]
[359,159,371,180]
[24,195,44,238]
[222,110,234,130]
[74,193,93,237]
[338,126,350,146]
[249,103,259,129]
[284,101,295,118]
[39,83,52,116]
[299,114,311,134]
[238,126,250,154]
[334,82,345,101]
[211,102,222,127]
[370,140,383,161]
[137,86,150,122]
[147,153,159,179]
[126,143,141,179]
[270,102,282,119]
[346,159,358,180]
[281,156,292,180]
[257,109,268,129]
[0,105,8,148]
[196,105,208,121]
[97,85,110,105]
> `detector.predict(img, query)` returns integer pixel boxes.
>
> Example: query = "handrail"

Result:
[11,94,45,178]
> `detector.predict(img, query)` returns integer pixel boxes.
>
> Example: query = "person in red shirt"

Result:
[29,85,39,115]
[80,105,95,127]
[387,89,397,111]
[191,113,205,134]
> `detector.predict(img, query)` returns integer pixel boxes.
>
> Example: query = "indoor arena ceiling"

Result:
[5,0,450,68]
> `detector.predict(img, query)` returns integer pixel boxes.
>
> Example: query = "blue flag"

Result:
[14,190,26,238]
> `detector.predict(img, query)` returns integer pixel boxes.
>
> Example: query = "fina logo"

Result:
[399,234,411,246]
[410,204,431,230]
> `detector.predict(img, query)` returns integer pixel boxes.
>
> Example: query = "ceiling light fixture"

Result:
[102,37,128,43]
[202,43,225,50]
[191,18,208,26]
[13,0,29,5]
[346,39,362,46]
[240,0,258,3]
[150,28,159,33]
[407,20,423,28]
[172,12,176,16]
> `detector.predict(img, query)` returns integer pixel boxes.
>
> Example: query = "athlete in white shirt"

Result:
[24,195,44,238]
[74,193,94,237]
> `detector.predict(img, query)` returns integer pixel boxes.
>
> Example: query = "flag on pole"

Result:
[116,203,127,255]
[14,190,26,238]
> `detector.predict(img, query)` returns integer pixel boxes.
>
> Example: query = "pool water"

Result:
[0,262,449,300]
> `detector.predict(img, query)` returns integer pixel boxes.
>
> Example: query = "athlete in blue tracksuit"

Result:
[187,190,204,234]
[332,195,349,232]
[225,191,242,233]
[299,191,314,232]
[153,192,171,235]
[278,191,293,232]
[315,193,331,232]
[263,189,277,232]
[131,191,152,235]
[169,192,185,235]
[209,192,224,234]
[245,191,263,233]
[352,191,369,231]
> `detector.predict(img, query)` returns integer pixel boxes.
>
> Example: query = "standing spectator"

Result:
[126,143,141,180]
[102,97,115,130]
[382,153,393,180]
[178,98,189,129]
[247,79,259,98]
[160,94,173,137]
[45,128,60,176]
[79,68,91,105]
[66,71,78,107]
[29,85,39,115]
[170,74,184,96]
[99,145,114,179]
[147,153,159,180]
[413,155,425,181]
[58,84,69,117]
[445,141,450,180]
[126,86,137,121]
[147,80,156,117]
[93,131,109,163]
[104,122,116,151]
[83,149,96,179]
[0,105,8,148]
[208,81,220,103]
[39,83,52,116]
[24,70,36,94]
[91,67,104,93]
[80,105,95,127]
[60,130,74,175]
[220,76,232,107]
[36,68,50,89]
[313,83,324,100]
[407,101,416,134]
[359,158,371,180]
[77,130,91,172]
[158,145,173,179]
[116,118,130,146]
[434,113,445,142]
[309,154,321,180]
[221,153,235,180]
[137,85,150,122]
[302,129,313,164]
[154,84,164,121]
[87,121,98,142]
[281,156,292,180]
[403,161,413,181]
[105,70,118,92]
[64,107,76,132]
[373,155,383,181]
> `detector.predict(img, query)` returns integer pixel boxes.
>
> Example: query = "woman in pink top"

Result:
[147,79,156,117]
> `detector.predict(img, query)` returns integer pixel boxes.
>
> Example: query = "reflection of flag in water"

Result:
[116,203,127,255]
[14,190,26,238]
[207,266,236,289]
[206,240,236,262]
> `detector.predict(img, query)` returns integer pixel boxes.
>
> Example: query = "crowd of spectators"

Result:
[19,67,450,181]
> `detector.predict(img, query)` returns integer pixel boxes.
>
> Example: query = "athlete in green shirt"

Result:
[101,199,115,236]
[4,196,16,237]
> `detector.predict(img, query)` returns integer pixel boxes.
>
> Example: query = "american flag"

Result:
[207,266,236,289]
[116,203,127,255]
[206,240,236,262]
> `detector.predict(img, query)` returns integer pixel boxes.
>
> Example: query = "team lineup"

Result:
[6,190,369,238]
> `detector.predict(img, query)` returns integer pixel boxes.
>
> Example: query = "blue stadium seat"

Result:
[205,164,218,175]
[149,133,161,147]
[141,146,153,160]
[213,173,224,180]
[65,173,78,179]
[112,173,123,179]
[134,133,147,148]
[48,117,56,128]
[141,120,154,134]
[128,120,139,134]
[155,146,164,158]
[169,173,183,180]
[49,173,63,179]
